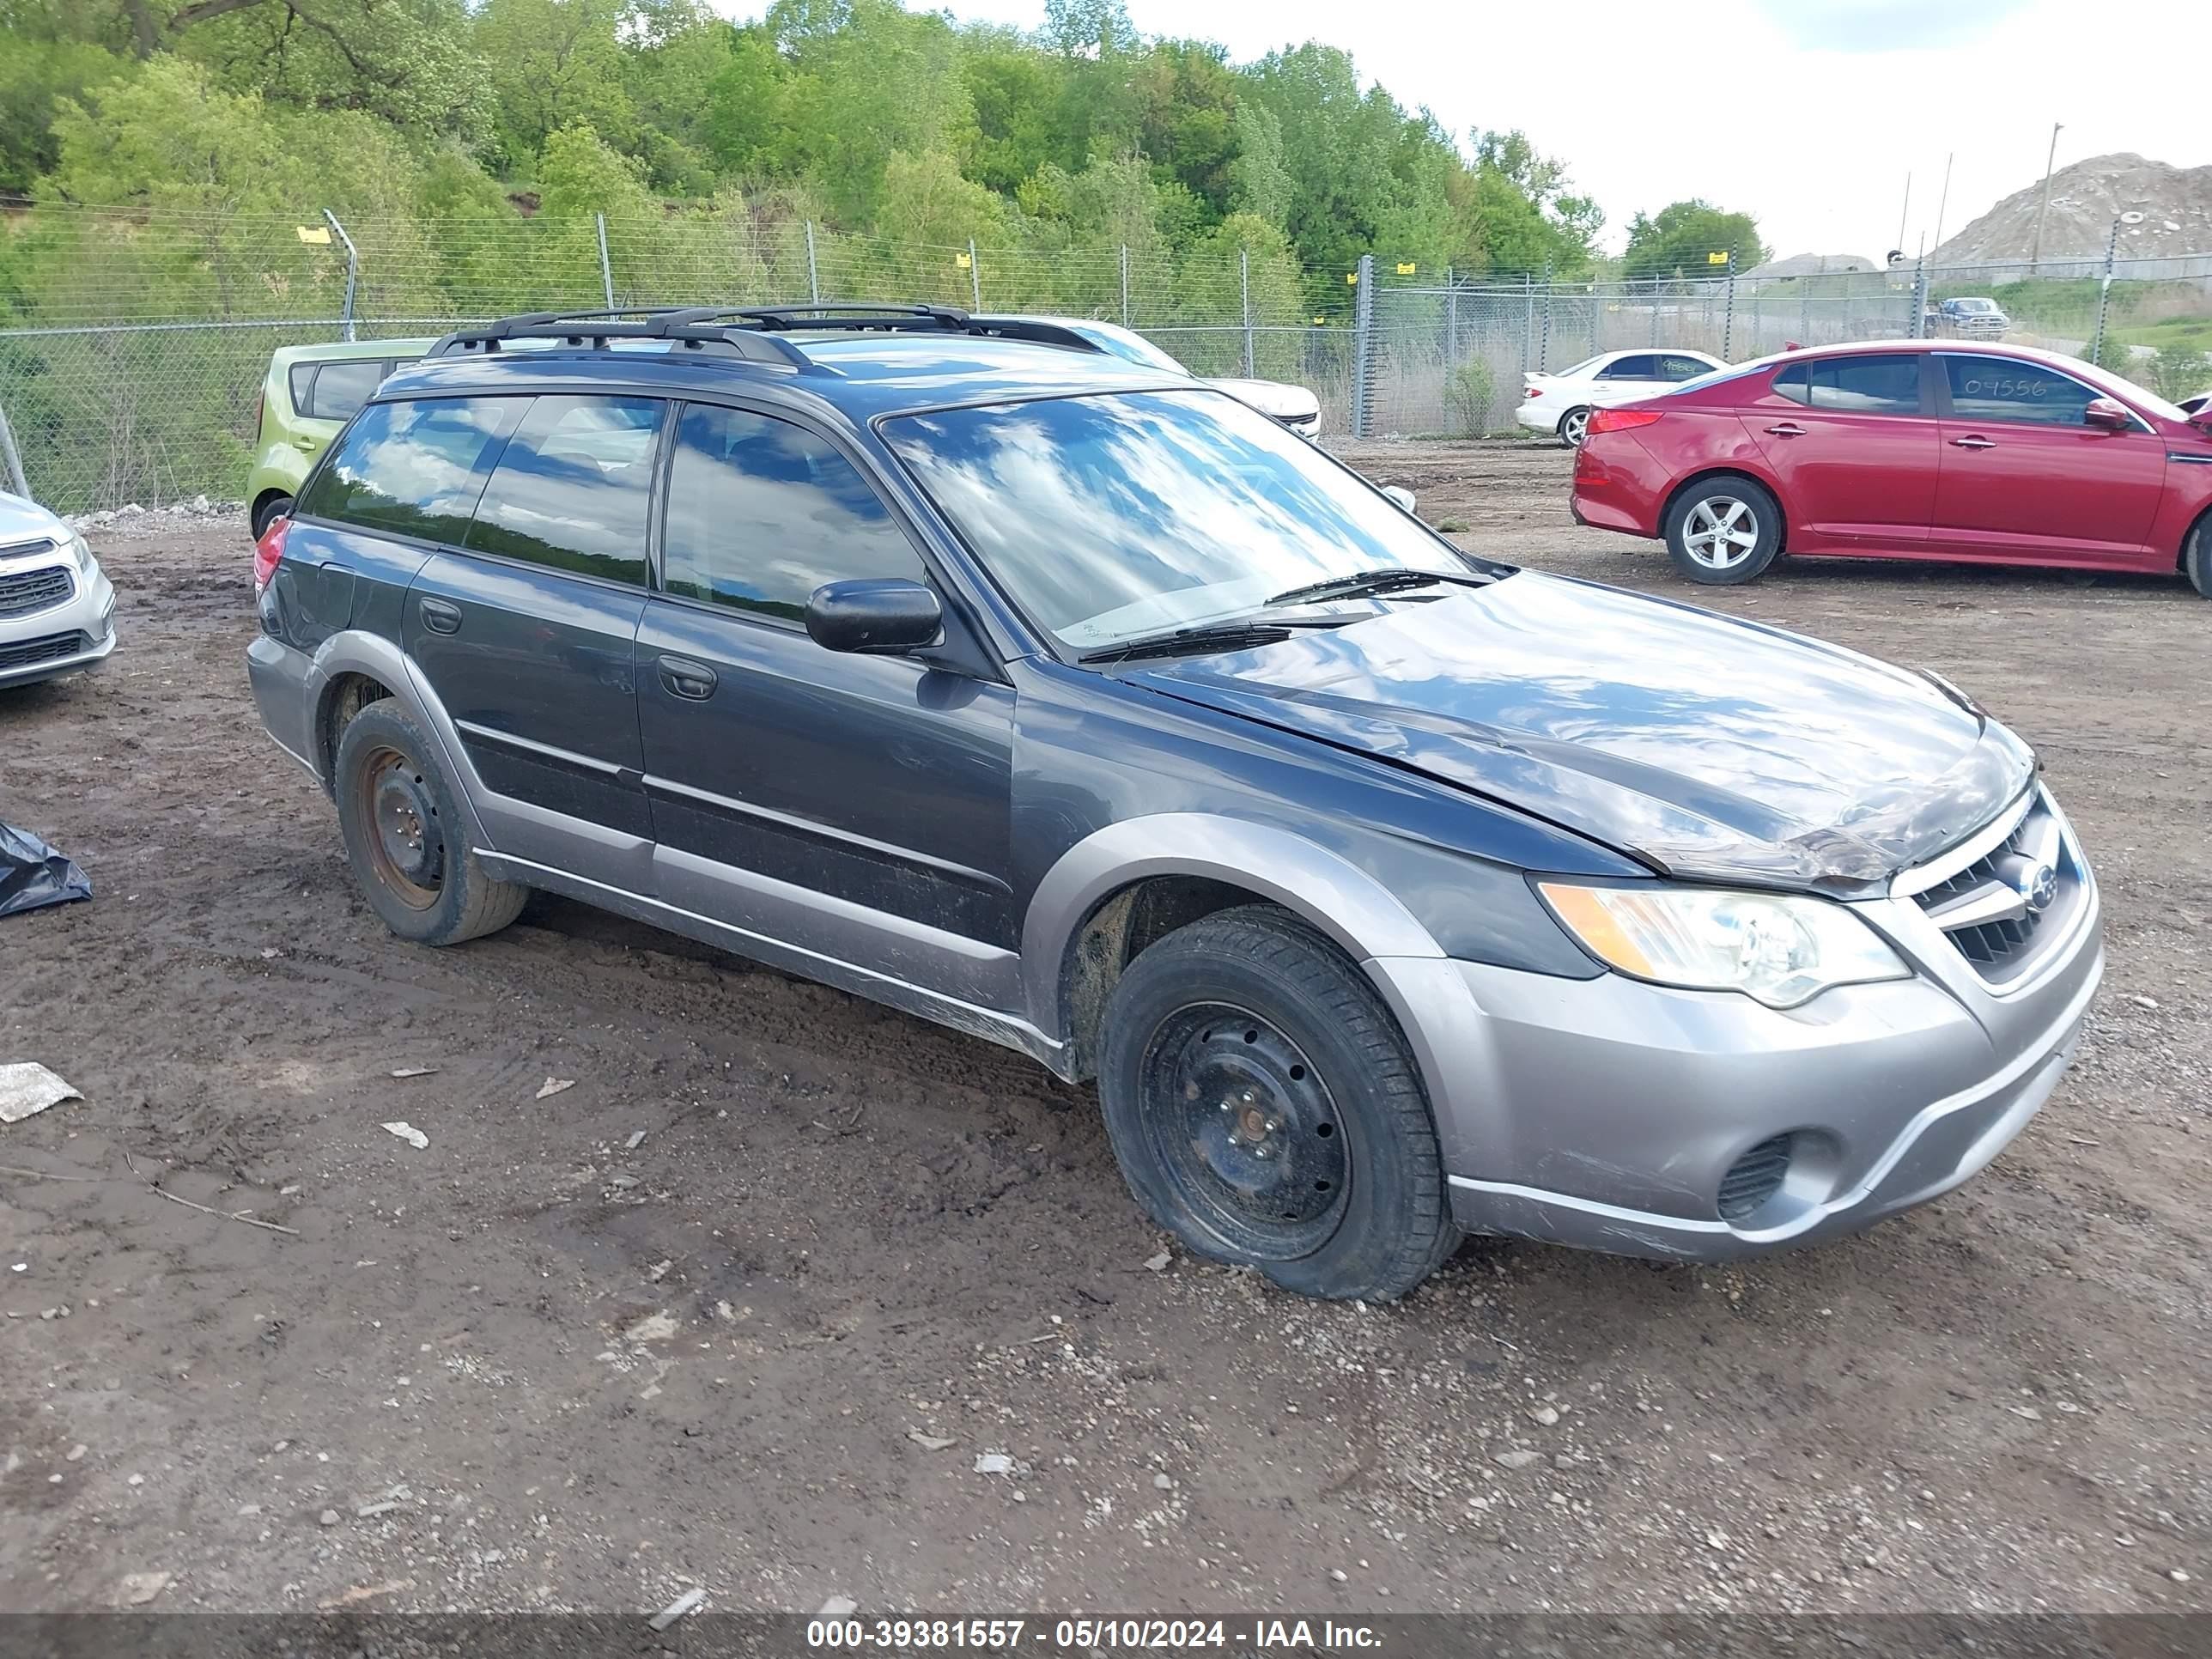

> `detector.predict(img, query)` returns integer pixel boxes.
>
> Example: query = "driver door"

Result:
[635,401,1019,1006]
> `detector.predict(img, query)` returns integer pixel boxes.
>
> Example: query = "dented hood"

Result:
[1127,573,2034,892]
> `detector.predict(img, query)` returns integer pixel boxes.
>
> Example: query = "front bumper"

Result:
[1370,789,2104,1261]
[0,550,117,689]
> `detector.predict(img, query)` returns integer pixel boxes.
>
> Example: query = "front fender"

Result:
[1020,814,1508,1177]
[1019,815,1447,1029]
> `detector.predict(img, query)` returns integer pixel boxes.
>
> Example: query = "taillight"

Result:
[252,515,289,595]
[1587,407,1664,435]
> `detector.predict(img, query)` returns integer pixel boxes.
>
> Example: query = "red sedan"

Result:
[1571,339,2212,593]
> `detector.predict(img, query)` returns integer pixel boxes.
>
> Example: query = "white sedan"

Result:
[1018,317,1323,440]
[2,490,116,690]
[1516,349,1728,447]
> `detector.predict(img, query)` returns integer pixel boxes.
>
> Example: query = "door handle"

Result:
[657,654,718,700]
[290,435,322,454]
[420,597,462,635]
[1765,422,1808,437]
[1950,434,1997,449]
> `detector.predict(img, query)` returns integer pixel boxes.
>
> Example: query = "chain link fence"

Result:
[4,204,2210,511]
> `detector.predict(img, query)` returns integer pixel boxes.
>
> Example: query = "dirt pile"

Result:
[1929,153,2212,264]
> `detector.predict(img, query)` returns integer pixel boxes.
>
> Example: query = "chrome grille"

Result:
[0,564,74,619]
[1718,1134,1793,1221]
[1909,792,2078,985]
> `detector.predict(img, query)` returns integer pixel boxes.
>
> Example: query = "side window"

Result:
[304,359,386,422]
[1599,354,1660,380]
[1942,356,2104,428]
[660,404,926,625]
[296,396,523,544]
[1658,355,1710,381]
[464,395,662,586]
[1772,363,1810,405]
[1805,354,1921,415]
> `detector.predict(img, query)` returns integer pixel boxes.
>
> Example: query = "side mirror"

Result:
[2083,396,2132,432]
[2190,407,2212,434]
[1380,484,1417,513]
[804,578,943,654]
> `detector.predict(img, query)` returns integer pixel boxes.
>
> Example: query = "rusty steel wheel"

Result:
[349,741,445,912]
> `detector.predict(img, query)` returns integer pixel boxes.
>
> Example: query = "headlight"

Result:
[1537,882,1909,1009]
[66,532,94,574]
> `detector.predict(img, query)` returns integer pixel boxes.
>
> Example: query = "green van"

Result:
[246,337,435,538]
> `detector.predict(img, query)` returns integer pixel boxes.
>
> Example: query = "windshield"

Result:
[884,390,1483,652]
[1066,320,1193,377]
[1954,298,1998,313]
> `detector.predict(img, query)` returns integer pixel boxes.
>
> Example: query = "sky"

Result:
[714,0,2212,261]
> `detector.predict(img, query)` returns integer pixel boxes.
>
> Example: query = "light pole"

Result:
[2030,122,2063,272]
[2093,210,2146,367]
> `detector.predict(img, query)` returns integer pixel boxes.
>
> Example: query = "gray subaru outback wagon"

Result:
[247,304,2103,1301]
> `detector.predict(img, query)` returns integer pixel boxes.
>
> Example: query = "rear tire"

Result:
[333,701,527,946]
[252,493,294,541]
[1663,476,1784,585]
[1097,906,1459,1302]
[1558,405,1592,447]
[2186,518,2212,599]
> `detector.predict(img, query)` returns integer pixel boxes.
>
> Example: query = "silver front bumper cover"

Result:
[1366,787,2104,1263]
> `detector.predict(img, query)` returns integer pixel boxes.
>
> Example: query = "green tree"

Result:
[472,0,635,172]
[1623,199,1768,278]
[1227,100,1291,229]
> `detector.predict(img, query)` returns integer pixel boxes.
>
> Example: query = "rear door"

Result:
[1747,352,1939,552]
[1931,352,2168,567]
[404,392,665,890]
[635,400,1018,1006]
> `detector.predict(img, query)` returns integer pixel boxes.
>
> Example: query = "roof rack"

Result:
[428,307,813,368]
[427,302,1119,368]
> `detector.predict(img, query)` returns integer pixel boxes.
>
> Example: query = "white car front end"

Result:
[0,494,117,690]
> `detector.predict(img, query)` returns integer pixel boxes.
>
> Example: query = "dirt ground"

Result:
[1,441,2206,1620]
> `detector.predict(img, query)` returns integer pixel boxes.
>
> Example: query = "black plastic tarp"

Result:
[0,819,90,917]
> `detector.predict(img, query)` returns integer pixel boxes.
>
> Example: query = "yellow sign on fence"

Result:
[955,251,971,269]
[1396,261,1417,275]
[1706,251,1729,265]
[1345,270,1358,285]
[295,225,332,246]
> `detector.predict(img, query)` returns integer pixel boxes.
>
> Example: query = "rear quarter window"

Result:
[295,397,523,544]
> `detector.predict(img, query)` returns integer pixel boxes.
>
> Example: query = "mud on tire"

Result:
[332,701,528,946]
[1097,904,1459,1301]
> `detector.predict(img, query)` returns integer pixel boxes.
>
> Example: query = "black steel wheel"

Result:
[1136,1002,1351,1261]
[1098,905,1458,1301]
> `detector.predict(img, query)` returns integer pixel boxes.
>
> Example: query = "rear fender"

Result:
[307,629,495,860]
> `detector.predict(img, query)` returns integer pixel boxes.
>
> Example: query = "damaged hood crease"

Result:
[1128,573,2034,893]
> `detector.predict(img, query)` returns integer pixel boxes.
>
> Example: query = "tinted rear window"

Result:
[304,359,389,422]
[296,397,522,543]
[1774,355,1921,414]
[463,395,661,586]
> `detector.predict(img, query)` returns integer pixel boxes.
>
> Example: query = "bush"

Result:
[1443,357,1495,437]
[2149,343,2212,402]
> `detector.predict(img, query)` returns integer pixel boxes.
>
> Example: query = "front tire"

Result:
[2186,518,2212,599]
[1558,405,1592,447]
[333,701,528,946]
[1097,906,1458,1302]
[1663,477,1784,585]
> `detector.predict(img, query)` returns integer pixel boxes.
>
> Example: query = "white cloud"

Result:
[710,0,2212,261]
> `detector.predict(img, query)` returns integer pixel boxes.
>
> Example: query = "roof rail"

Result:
[426,301,1120,368]
[428,308,811,369]
[730,303,970,332]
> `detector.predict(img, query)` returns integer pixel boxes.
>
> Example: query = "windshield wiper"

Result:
[1263,567,1490,608]
[1077,617,1348,665]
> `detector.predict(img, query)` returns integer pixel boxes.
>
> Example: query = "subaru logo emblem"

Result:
[2016,863,2057,913]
